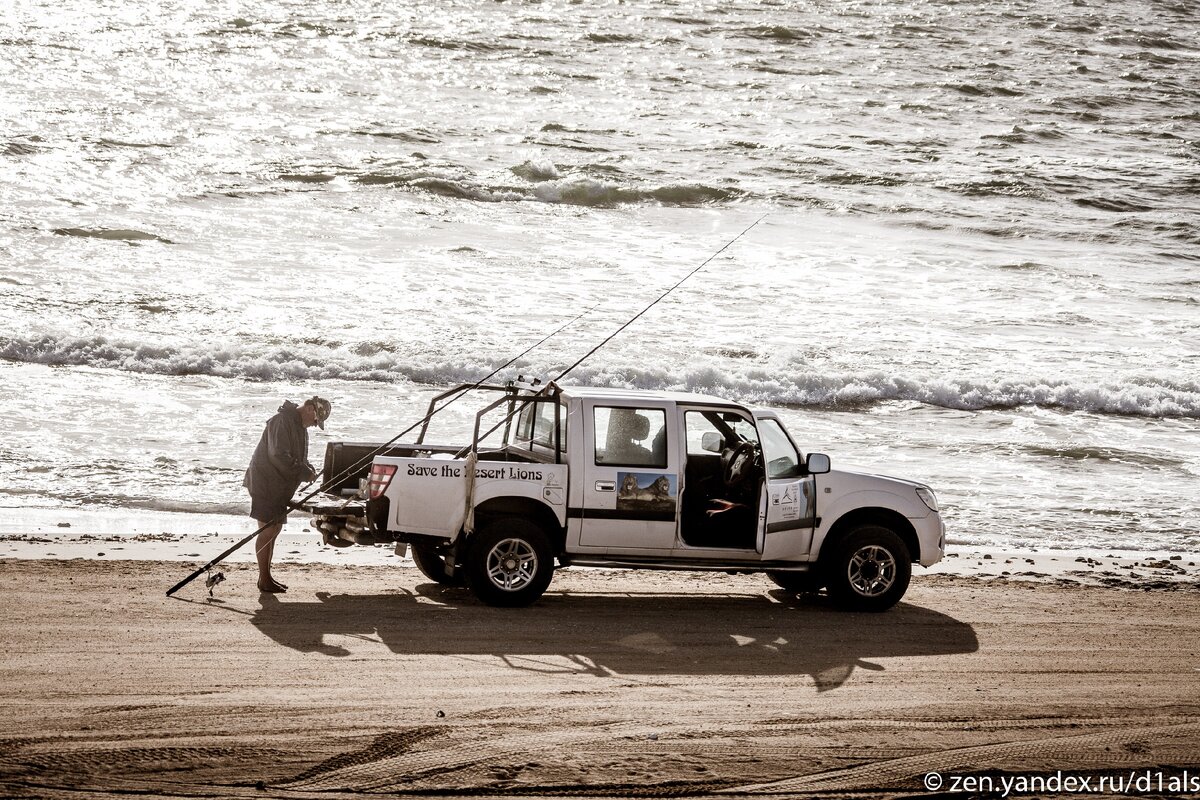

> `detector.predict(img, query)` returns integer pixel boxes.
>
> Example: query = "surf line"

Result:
[166,213,767,597]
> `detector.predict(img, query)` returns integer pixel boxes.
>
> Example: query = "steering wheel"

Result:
[721,441,758,487]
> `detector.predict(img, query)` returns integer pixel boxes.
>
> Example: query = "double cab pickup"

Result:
[303,381,945,611]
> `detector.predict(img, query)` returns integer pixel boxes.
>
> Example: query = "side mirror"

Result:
[701,432,723,453]
[806,453,831,474]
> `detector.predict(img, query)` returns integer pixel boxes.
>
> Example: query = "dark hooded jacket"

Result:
[244,401,315,502]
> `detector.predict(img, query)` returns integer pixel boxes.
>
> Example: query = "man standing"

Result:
[244,396,331,593]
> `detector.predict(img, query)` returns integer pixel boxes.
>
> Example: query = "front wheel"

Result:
[825,525,912,612]
[464,519,555,607]
[411,543,466,587]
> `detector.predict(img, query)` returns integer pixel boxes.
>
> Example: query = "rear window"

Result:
[514,400,565,452]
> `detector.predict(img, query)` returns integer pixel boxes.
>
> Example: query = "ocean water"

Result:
[2,0,1198,554]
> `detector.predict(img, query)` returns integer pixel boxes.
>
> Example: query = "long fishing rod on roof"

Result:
[455,212,768,458]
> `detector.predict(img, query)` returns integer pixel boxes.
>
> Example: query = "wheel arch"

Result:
[817,507,920,566]
[471,496,565,554]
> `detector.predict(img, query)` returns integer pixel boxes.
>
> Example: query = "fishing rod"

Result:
[455,213,768,457]
[555,213,767,383]
[166,303,599,597]
[164,475,320,599]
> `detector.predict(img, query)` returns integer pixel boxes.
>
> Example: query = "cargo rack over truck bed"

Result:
[299,380,564,516]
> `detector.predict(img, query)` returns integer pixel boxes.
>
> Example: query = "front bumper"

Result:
[914,512,946,567]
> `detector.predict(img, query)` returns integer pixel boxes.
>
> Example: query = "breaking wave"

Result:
[0,485,248,516]
[563,365,1200,419]
[51,227,174,244]
[281,166,742,207]
[529,177,740,207]
[0,333,499,385]
[4,333,1198,419]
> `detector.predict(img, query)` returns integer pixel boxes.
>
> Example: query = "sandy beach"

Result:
[1,554,1197,799]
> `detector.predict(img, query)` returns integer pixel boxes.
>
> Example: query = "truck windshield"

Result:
[758,419,803,479]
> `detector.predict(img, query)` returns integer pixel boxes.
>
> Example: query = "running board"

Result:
[562,556,816,573]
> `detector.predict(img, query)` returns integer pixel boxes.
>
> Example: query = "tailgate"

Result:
[380,456,569,538]
[295,492,366,517]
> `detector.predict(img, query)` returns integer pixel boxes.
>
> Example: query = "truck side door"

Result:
[758,417,817,561]
[576,401,679,553]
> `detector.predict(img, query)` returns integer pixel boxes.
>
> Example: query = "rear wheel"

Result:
[465,518,555,607]
[411,543,466,587]
[825,525,911,612]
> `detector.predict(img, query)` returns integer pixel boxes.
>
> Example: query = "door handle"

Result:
[595,480,615,492]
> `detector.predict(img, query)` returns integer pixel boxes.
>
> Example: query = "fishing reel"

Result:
[204,568,226,597]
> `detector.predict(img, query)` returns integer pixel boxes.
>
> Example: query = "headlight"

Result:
[915,487,939,512]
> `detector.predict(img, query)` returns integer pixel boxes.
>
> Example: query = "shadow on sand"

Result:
[231,582,978,692]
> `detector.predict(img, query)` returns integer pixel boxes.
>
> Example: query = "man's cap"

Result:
[307,396,331,429]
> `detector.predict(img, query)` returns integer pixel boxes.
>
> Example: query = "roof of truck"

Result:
[556,384,753,409]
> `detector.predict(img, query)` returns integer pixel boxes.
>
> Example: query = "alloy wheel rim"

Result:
[486,537,538,591]
[847,545,897,597]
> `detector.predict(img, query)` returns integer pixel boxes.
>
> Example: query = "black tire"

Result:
[767,570,825,594]
[824,525,912,612]
[464,518,555,607]
[411,543,466,587]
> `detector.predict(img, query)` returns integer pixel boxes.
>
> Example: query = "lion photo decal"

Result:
[616,472,678,512]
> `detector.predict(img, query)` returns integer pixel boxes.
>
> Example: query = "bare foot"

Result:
[707,498,745,517]
[257,579,287,594]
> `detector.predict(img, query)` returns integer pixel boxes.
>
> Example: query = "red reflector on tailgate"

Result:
[367,463,398,499]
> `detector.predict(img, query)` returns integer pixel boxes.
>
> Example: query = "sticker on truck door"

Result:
[779,483,799,521]
[616,472,677,512]
[771,481,814,522]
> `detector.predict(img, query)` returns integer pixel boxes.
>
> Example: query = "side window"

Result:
[759,419,802,479]
[685,411,723,455]
[594,407,667,468]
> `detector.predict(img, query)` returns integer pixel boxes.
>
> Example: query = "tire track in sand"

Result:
[279,721,715,793]
[721,720,1200,795]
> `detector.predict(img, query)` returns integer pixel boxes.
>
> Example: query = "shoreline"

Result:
[2,530,1197,593]
[3,503,1197,592]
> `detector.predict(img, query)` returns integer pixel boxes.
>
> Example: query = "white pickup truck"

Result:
[303,381,945,611]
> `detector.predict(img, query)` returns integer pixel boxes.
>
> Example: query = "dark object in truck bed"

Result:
[320,441,461,495]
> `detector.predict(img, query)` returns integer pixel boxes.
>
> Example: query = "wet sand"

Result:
[1,558,1198,799]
